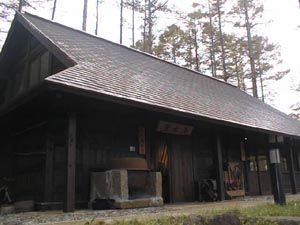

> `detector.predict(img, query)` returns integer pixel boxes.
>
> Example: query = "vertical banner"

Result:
[139,127,146,155]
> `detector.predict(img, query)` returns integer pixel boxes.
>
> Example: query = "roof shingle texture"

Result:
[23,13,300,137]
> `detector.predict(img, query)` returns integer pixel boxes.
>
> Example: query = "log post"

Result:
[255,150,263,195]
[287,138,297,194]
[214,132,225,201]
[63,113,77,212]
[269,147,286,205]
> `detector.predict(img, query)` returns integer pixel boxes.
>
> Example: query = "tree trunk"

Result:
[194,30,199,71]
[234,56,241,88]
[132,0,135,47]
[171,37,176,63]
[18,0,23,12]
[95,0,99,35]
[216,0,228,81]
[120,0,123,44]
[148,0,153,53]
[51,0,57,20]
[258,60,265,102]
[243,0,258,98]
[188,33,193,68]
[208,2,217,77]
[82,0,88,31]
[143,0,147,51]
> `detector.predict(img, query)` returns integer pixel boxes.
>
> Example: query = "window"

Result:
[258,155,268,172]
[248,156,257,172]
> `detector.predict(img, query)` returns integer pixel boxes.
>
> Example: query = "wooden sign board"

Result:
[139,127,146,155]
[157,121,193,136]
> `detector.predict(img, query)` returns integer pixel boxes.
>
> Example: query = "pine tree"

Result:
[123,0,142,47]
[184,9,203,71]
[153,24,185,64]
[135,0,169,54]
[251,35,290,101]
[231,0,265,98]
[212,0,229,81]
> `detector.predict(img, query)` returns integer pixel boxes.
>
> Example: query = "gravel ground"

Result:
[1,194,300,225]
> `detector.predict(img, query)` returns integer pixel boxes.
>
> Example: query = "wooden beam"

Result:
[47,83,300,141]
[214,133,225,201]
[63,113,76,212]
[287,138,297,194]
[44,131,54,201]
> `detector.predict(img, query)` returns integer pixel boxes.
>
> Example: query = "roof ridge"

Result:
[23,12,238,89]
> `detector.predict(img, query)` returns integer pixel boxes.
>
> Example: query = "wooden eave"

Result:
[45,80,300,141]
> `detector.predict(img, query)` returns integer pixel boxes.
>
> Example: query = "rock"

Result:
[209,213,241,225]
[183,215,207,225]
[3,222,25,225]
[114,197,163,209]
[0,205,15,214]
[277,219,299,225]
[14,200,35,213]
[184,213,241,225]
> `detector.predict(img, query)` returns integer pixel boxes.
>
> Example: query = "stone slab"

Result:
[113,197,163,209]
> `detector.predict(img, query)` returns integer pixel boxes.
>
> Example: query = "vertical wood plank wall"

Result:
[1,106,300,206]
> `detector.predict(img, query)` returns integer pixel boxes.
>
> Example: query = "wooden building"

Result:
[0,12,300,212]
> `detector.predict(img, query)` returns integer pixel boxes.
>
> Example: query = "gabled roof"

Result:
[3,12,300,138]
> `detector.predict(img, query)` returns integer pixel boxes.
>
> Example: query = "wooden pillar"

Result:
[214,133,225,201]
[255,150,263,195]
[63,113,77,212]
[82,139,90,204]
[287,138,297,194]
[44,131,54,202]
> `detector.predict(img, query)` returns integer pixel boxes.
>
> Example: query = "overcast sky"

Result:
[3,0,300,114]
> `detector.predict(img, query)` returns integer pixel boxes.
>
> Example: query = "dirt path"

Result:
[1,194,300,225]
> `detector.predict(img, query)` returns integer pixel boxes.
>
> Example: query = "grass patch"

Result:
[241,217,278,225]
[85,200,300,225]
[108,215,279,225]
[231,201,300,217]
[111,216,186,225]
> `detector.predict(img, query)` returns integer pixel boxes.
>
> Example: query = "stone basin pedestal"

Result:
[90,169,163,209]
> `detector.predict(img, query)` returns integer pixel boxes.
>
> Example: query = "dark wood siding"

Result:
[12,126,46,202]
[0,29,66,106]
[192,132,214,183]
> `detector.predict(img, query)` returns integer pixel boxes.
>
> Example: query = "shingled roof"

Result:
[6,13,300,138]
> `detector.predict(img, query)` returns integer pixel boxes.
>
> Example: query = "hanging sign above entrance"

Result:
[157,121,193,136]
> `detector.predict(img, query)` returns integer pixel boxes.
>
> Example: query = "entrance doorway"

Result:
[169,136,195,202]
[152,134,195,203]
[246,154,272,195]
